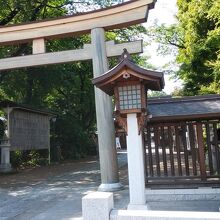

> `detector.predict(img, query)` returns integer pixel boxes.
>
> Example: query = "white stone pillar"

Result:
[126,113,147,210]
[0,146,12,172]
[91,28,122,191]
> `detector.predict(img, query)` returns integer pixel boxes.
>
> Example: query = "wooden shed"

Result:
[0,100,56,172]
[0,100,56,151]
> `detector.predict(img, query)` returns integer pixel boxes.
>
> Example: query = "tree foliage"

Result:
[177,0,220,95]
[148,91,168,98]
[147,0,220,95]
[0,0,148,162]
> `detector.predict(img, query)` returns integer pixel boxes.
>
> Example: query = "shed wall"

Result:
[9,110,50,150]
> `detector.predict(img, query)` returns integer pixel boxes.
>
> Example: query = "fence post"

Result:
[197,122,207,181]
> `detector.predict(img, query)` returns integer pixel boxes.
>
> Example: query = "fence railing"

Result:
[144,120,220,184]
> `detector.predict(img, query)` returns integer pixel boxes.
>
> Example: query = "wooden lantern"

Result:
[92,49,164,134]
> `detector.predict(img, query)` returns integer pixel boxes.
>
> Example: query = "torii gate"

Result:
[0,0,156,191]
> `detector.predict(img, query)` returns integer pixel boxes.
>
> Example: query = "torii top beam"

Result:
[0,0,156,45]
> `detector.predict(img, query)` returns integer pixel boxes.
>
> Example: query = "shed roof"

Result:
[148,94,220,122]
[0,100,56,117]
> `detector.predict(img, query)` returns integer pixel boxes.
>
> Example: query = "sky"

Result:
[144,0,182,94]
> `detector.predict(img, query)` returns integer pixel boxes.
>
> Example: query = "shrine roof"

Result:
[148,94,220,122]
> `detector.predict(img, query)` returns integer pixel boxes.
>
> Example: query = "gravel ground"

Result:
[0,152,128,220]
[0,151,220,220]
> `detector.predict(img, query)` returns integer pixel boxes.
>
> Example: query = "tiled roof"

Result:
[148,94,220,121]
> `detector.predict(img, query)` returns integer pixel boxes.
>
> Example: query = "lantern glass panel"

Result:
[118,85,141,110]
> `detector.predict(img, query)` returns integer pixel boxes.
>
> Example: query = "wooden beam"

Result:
[106,41,143,57]
[0,0,155,45]
[0,40,142,71]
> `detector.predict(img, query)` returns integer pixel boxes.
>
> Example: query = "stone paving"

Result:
[0,152,129,220]
[0,158,101,220]
[0,151,220,220]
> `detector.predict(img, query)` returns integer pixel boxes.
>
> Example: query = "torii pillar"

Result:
[91,28,122,191]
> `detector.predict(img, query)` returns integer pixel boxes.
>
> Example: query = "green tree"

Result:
[0,0,96,160]
[146,0,220,95]
[0,0,149,161]
[176,0,220,95]
[148,91,168,98]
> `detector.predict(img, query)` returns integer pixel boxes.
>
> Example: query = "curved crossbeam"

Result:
[0,0,155,45]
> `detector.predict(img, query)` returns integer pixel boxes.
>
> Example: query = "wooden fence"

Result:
[144,120,220,186]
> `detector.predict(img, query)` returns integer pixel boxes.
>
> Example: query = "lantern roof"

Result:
[92,49,165,96]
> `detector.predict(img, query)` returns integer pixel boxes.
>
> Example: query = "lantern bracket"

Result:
[114,111,127,135]
[137,110,147,135]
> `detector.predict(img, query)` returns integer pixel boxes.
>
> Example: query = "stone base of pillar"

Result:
[0,146,12,173]
[127,203,149,210]
[0,163,12,173]
[82,192,113,220]
[98,182,124,192]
